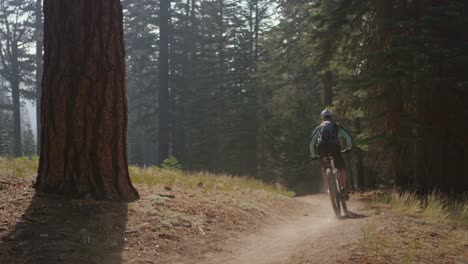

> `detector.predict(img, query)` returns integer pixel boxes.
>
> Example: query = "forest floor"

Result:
[0,168,467,263]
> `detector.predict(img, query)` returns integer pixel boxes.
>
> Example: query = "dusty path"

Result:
[198,195,370,264]
[0,177,371,264]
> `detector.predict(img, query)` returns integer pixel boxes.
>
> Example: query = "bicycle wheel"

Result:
[328,169,341,217]
[339,190,348,217]
[335,172,348,217]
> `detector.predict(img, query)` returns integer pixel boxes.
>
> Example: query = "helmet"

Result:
[320,109,333,120]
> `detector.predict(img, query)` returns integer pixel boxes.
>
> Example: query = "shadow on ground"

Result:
[0,193,128,264]
[340,211,368,220]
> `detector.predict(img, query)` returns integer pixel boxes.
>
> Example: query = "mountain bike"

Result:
[312,150,350,218]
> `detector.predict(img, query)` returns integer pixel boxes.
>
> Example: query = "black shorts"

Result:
[317,144,346,169]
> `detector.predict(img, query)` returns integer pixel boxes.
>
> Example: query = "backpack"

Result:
[317,121,339,146]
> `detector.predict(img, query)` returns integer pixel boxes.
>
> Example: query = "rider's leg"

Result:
[332,146,347,190]
[337,168,347,190]
[338,168,349,200]
[333,146,349,200]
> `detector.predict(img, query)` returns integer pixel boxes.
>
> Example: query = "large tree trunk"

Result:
[158,0,170,165]
[9,39,22,157]
[253,0,263,178]
[35,0,43,155]
[11,77,22,157]
[35,0,139,201]
[173,0,193,165]
[215,0,226,172]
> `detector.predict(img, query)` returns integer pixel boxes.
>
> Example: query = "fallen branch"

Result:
[157,194,175,199]
[125,228,139,234]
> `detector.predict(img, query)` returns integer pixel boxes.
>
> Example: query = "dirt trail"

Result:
[198,195,370,264]
[0,177,371,264]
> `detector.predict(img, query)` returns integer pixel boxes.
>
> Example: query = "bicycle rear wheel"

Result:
[339,192,348,216]
[335,171,348,217]
[328,169,341,217]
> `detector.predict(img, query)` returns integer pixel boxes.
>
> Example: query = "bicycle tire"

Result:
[328,169,341,217]
[340,192,348,217]
[335,171,348,217]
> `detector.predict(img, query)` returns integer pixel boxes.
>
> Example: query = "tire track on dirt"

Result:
[199,195,370,264]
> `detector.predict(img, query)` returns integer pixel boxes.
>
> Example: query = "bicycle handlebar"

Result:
[311,148,351,161]
[311,149,351,161]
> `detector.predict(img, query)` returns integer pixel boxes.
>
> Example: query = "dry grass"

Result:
[352,191,468,263]
[0,157,294,197]
[360,224,394,259]
[379,191,468,228]
[129,166,295,197]
[387,192,422,216]
[0,157,38,178]
[445,199,468,228]
[421,192,449,223]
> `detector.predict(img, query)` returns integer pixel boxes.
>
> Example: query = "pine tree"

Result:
[122,0,159,165]
[158,0,171,165]
[0,111,12,156]
[0,80,12,156]
[0,0,36,157]
[34,0,43,155]
[22,119,36,157]
[260,0,468,193]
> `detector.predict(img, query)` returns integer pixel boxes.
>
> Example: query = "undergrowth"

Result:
[355,191,468,263]
[129,166,295,197]
[0,157,38,178]
[0,157,294,197]
[375,191,468,228]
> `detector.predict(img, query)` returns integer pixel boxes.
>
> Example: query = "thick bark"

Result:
[35,0,139,201]
[35,0,43,155]
[158,0,170,165]
[372,0,405,186]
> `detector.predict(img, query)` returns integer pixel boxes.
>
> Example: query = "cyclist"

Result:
[309,109,352,200]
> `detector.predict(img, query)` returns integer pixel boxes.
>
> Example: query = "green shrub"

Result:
[161,156,182,171]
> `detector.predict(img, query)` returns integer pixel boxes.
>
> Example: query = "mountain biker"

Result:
[309,109,352,200]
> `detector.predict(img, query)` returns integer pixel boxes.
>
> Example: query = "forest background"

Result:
[0,0,466,194]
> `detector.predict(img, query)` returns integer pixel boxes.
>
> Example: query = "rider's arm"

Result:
[337,126,352,150]
[309,127,321,157]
